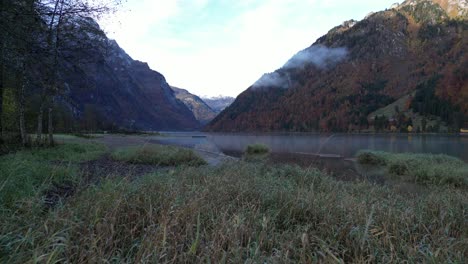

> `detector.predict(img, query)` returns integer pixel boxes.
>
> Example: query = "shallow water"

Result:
[153,132,467,191]
[156,132,468,162]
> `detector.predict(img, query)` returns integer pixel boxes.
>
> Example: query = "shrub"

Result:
[357,151,387,165]
[388,162,408,175]
[245,144,270,155]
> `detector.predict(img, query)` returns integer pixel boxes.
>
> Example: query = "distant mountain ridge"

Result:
[54,18,200,131]
[202,96,235,113]
[206,0,467,132]
[171,86,217,125]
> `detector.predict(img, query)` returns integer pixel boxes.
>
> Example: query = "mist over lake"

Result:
[156,133,468,162]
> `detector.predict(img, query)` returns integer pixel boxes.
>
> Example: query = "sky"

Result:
[101,0,400,98]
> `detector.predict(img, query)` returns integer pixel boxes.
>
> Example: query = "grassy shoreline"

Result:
[111,145,207,166]
[1,142,467,262]
[357,151,468,188]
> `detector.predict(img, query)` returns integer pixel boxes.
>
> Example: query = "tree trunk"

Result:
[48,104,54,146]
[18,74,27,147]
[46,0,62,148]
[0,64,3,144]
[36,88,49,146]
[36,104,44,145]
[0,80,3,144]
[0,34,4,143]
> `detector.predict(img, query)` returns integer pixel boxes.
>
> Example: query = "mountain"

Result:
[206,0,467,133]
[53,18,200,131]
[171,86,217,125]
[202,96,235,113]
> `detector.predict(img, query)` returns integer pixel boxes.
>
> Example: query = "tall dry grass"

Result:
[1,162,466,263]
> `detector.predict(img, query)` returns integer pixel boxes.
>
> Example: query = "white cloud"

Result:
[100,0,399,97]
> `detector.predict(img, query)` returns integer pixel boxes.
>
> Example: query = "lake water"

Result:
[156,133,468,162]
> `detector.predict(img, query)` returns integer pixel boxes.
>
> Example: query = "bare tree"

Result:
[17,68,28,146]
[35,0,61,144]
[0,1,7,144]
[0,38,3,143]
[1,0,122,146]
[1,0,42,147]
[35,0,122,145]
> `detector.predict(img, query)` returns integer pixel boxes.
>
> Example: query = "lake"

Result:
[155,133,468,162]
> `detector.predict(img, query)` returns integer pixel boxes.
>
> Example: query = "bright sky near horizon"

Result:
[101,0,400,97]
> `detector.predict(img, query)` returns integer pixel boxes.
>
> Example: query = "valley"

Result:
[1,0,467,263]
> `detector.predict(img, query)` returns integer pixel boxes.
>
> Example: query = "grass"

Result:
[72,133,100,139]
[0,143,466,262]
[29,143,107,162]
[357,151,468,187]
[0,143,106,209]
[245,144,270,155]
[244,144,270,162]
[0,134,23,155]
[112,130,162,136]
[357,151,387,165]
[0,162,466,263]
[0,157,78,209]
[111,145,207,166]
[367,93,449,133]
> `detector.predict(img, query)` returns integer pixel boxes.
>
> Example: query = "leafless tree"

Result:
[1,0,122,146]
[0,0,41,146]
[34,0,123,145]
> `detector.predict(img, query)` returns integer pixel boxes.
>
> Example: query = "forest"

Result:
[0,0,122,149]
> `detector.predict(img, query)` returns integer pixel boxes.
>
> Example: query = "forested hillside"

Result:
[206,0,467,133]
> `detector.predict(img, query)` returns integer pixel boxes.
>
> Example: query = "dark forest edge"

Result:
[0,0,173,149]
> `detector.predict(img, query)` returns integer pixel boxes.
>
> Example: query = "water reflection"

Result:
[155,133,468,162]
[207,133,468,161]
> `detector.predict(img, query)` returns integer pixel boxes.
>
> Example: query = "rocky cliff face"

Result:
[171,86,217,125]
[56,18,199,131]
[399,0,468,18]
[206,0,467,132]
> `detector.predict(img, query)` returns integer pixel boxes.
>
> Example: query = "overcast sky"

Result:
[101,0,400,97]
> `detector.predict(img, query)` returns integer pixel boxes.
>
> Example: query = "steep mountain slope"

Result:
[202,96,235,113]
[171,86,217,125]
[206,0,467,132]
[55,18,199,131]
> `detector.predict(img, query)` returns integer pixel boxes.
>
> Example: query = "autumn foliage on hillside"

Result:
[206,1,467,132]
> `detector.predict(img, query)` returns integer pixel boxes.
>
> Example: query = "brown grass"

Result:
[1,161,466,263]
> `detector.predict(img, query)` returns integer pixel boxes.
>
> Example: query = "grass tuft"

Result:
[244,144,270,162]
[357,151,468,187]
[357,151,387,165]
[245,144,270,155]
[111,145,206,166]
[72,133,99,139]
